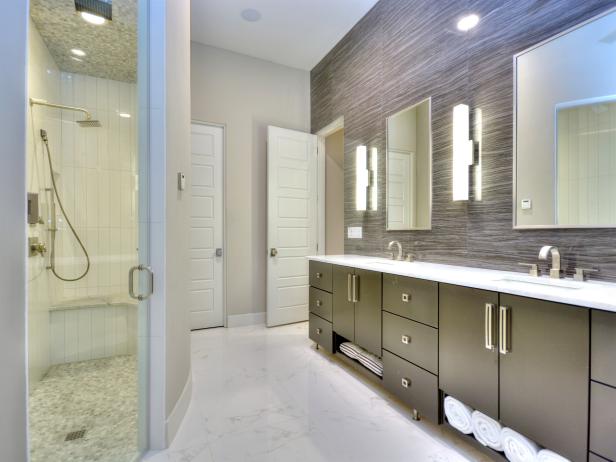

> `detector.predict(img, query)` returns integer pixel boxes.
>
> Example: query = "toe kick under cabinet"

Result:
[308,258,612,462]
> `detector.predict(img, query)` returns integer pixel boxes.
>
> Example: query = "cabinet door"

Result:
[499,295,589,462]
[354,269,382,357]
[332,265,354,342]
[439,284,499,419]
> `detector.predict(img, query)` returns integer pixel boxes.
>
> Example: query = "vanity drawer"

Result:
[309,287,332,322]
[383,274,438,327]
[592,310,616,386]
[383,350,438,423]
[590,381,616,461]
[309,261,332,292]
[383,311,438,374]
[309,313,333,353]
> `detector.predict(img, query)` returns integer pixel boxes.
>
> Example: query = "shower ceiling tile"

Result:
[30,0,137,83]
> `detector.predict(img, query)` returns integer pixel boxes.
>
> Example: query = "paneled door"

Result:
[189,123,224,329]
[267,126,318,327]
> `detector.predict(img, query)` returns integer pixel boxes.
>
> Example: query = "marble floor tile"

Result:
[146,323,492,462]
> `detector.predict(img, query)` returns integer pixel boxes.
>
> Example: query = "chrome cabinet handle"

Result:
[352,274,359,302]
[401,377,411,388]
[316,272,322,279]
[347,273,353,302]
[270,248,278,257]
[401,293,410,303]
[401,335,410,345]
[128,264,154,301]
[316,328,322,335]
[484,303,496,350]
[499,306,511,354]
[316,299,322,307]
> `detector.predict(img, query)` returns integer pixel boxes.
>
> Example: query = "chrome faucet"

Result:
[538,246,563,279]
[388,240,403,261]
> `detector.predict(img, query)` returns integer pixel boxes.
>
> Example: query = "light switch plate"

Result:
[348,226,363,239]
[521,199,532,210]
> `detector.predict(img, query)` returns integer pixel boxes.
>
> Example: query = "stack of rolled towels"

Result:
[443,396,571,462]
[338,342,383,377]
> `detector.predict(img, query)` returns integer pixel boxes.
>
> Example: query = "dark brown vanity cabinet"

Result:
[308,261,334,352]
[332,265,382,357]
[499,295,589,462]
[439,284,500,419]
[440,287,589,462]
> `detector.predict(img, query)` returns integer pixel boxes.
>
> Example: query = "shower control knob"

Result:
[29,237,47,257]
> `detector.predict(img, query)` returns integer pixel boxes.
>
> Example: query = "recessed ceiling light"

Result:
[119,113,131,119]
[81,11,106,25]
[71,48,86,57]
[457,14,480,32]
[71,57,83,62]
[241,8,262,22]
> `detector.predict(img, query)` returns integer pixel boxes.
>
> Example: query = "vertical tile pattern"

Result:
[54,72,138,300]
[311,0,616,281]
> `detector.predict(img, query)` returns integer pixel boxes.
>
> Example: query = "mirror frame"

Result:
[512,6,616,229]
[385,97,433,231]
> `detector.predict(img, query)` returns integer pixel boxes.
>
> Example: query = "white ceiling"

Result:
[190,0,379,71]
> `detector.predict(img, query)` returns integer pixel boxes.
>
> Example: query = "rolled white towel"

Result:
[444,396,473,434]
[471,410,503,451]
[501,427,540,462]
[537,449,571,462]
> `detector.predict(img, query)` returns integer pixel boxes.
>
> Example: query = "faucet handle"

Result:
[574,267,598,282]
[405,253,416,262]
[518,262,541,277]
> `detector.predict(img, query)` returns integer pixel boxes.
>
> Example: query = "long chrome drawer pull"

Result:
[484,303,496,350]
[499,306,511,354]
[347,274,352,302]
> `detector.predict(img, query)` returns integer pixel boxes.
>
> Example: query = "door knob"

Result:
[216,248,223,257]
[270,248,278,257]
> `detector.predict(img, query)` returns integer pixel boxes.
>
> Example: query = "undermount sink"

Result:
[495,274,585,290]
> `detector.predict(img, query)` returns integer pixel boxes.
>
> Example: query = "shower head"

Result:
[30,98,102,128]
[77,119,102,128]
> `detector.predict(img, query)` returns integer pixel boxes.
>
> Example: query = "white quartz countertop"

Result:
[308,254,616,312]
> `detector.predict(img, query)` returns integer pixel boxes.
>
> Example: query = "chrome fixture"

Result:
[405,253,416,262]
[29,98,102,127]
[387,240,403,261]
[538,245,563,279]
[29,237,47,257]
[574,267,598,282]
[128,264,154,301]
[518,262,541,277]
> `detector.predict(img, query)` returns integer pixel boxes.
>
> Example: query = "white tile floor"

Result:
[146,323,491,462]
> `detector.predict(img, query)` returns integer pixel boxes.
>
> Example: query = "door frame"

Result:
[315,116,345,255]
[190,119,228,328]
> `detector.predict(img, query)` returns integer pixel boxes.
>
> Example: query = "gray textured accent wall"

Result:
[311,0,616,282]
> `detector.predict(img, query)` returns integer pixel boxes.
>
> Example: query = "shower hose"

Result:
[41,129,91,281]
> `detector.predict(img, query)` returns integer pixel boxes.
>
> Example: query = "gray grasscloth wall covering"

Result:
[311,0,616,282]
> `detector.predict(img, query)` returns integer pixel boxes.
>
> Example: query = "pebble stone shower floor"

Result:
[29,355,139,462]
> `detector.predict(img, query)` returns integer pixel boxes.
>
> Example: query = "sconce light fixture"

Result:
[452,104,474,201]
[370,147,378,211]
[356,145,368,211]
[474,108,483,201]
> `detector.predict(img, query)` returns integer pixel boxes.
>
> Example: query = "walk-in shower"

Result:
[26,0,146,461]
[30,97,101,281]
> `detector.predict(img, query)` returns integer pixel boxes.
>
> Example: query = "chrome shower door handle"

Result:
[129,264,154,301]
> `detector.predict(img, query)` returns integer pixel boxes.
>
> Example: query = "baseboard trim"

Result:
[165,369,192,446]
[227,312,266,328]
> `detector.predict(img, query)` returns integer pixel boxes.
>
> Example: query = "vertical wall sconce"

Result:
[474,108,483,201]
[356,145,368,211]
[452,104,474,201]
[370,147,378,211]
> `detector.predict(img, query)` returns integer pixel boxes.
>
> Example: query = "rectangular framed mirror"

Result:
[514,7,616,228]
[386,97,432,230]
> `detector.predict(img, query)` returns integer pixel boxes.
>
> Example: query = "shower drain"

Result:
[65,429,86,441]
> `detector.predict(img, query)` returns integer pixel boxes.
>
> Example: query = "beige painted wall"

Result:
[190,43,311,318]
[325,129,345,254]
[165,0,192,421]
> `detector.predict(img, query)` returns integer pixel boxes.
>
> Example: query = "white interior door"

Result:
[267,126,318,327]
[190,123,224,329]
